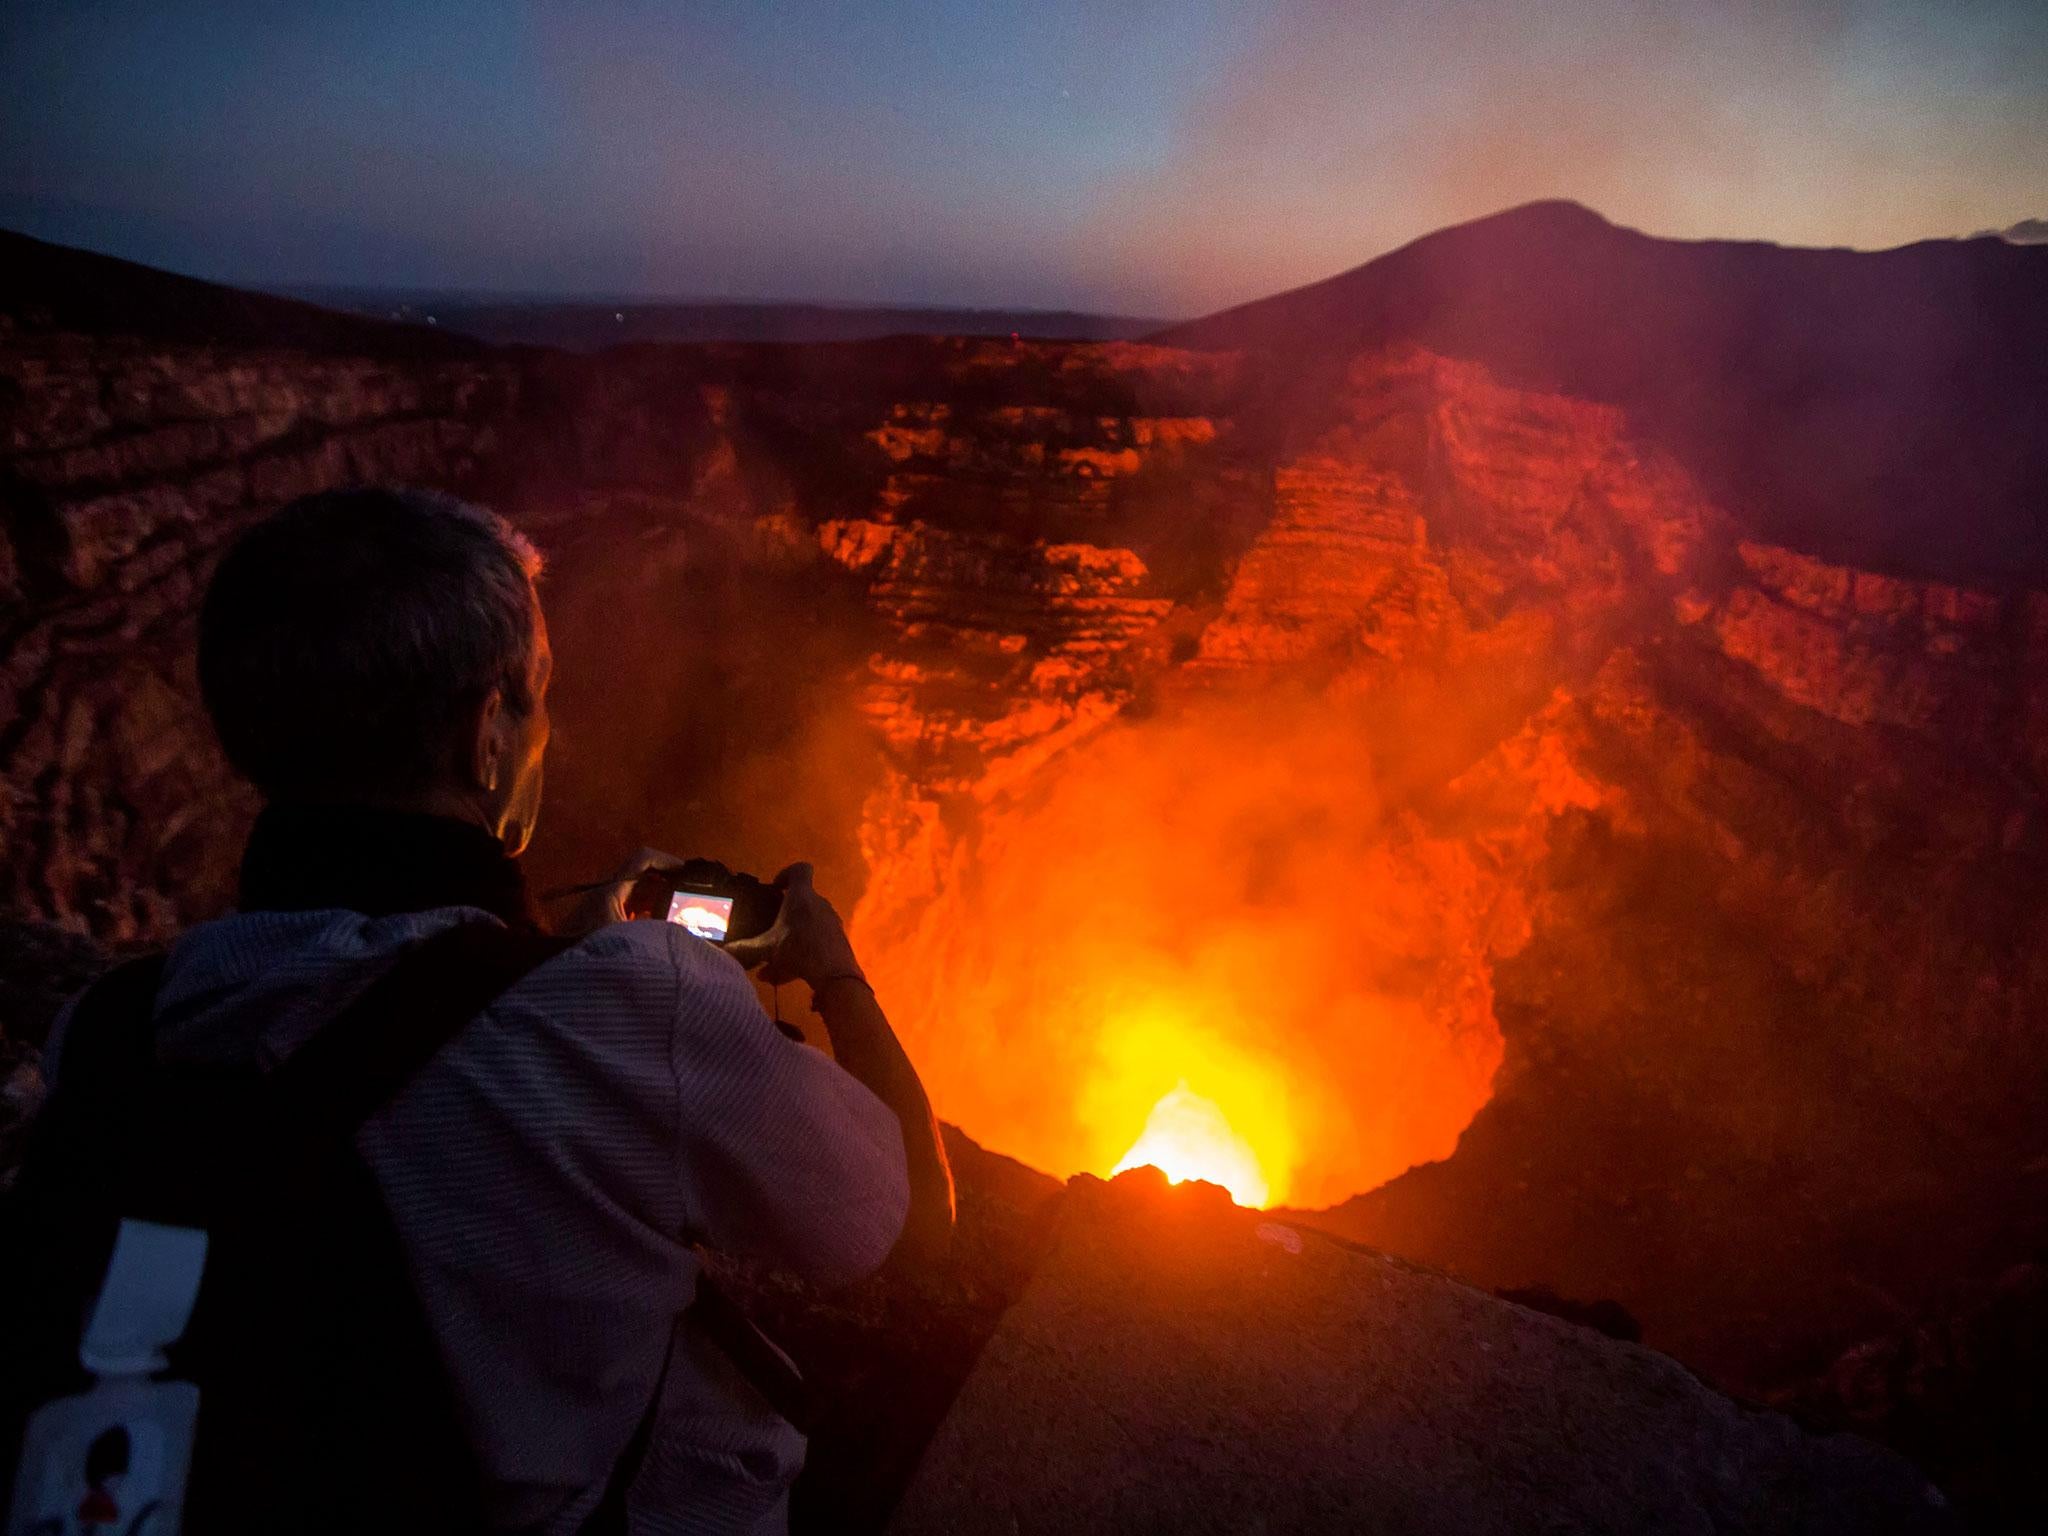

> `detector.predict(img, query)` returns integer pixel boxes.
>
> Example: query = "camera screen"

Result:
[667,891,735,941]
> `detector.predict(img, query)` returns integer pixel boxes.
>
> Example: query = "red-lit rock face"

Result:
[0,330,516,934]
[831,346,1718,1208]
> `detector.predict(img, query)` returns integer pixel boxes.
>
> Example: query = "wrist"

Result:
[808,970,872,1000]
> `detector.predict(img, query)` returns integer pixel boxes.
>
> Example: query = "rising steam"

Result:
[853,681,1527,1209]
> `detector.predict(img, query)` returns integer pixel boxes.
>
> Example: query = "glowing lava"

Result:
[852,689,1510,1212]
[1112,1081,1272,1207]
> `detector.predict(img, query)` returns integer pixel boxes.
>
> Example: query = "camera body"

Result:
[629,859,781,944]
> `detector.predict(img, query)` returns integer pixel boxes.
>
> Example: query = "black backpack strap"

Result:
[691,1279,814,1432]
[269,920,572,1129]
[43,952,171,1097]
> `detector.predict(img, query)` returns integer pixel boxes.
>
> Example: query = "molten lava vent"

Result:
[1113,1082,1272,1207]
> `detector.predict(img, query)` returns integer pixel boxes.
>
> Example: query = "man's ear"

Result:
[468,687,506,793]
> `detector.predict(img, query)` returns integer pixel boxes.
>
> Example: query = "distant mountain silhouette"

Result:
[0,226,1165,356]
[286,290,1170,349]
[1157,201,2048,586]
[1978,216,2048,245]
[0,229,486,361]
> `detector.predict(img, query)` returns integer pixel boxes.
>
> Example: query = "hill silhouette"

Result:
[0,229,485,361]
[1157,201,2048,586]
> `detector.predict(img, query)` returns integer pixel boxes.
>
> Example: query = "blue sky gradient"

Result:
[4,1,2044,314]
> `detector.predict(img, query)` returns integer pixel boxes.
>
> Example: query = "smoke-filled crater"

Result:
[851,688,1515,1210]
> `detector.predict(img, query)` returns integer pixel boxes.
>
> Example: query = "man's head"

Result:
[199,486,552,855]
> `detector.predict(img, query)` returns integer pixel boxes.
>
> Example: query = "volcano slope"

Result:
[4,208,2048,1520]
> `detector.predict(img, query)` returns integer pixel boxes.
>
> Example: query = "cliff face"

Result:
[837,347,1697,1210]
[4,231,2046,1426]
[0,322,517,935]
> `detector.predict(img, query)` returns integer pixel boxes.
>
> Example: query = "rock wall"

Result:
[1,325,519,936]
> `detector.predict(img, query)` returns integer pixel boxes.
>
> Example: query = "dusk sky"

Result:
[5,1,2045,316]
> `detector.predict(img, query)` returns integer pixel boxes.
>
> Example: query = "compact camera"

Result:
[627,859,782,944]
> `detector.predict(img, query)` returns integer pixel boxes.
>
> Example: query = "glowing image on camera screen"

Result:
[667,892,735,941]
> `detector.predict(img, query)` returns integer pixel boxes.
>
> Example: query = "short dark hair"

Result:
[199,487,543,801]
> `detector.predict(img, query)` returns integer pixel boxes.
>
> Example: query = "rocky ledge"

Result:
[892,1172,1950,1536]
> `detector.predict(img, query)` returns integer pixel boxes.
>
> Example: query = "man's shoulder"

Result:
[548,918,759,1014]
[509,921,780,1068]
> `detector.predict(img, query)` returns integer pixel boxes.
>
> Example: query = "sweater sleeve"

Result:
[661,926,910,1288]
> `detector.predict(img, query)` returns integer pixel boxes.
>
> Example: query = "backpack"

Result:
[1,922,581,1533]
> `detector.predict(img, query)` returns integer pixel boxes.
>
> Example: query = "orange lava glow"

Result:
[1082,1002,1298,1207]
[852,686,1517,1210]
[1113,1082,1272,1207]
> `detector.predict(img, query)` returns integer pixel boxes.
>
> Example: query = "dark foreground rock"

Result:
[1777,1261,2048,1535]
[889,1171,1951,1536]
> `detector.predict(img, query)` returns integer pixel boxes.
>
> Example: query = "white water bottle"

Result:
[6,1220,207,1536]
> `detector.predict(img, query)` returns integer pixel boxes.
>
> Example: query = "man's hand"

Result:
[560,846,687,937]
[723,862,864,989]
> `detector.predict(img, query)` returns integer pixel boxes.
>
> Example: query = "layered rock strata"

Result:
[0,327,517,935]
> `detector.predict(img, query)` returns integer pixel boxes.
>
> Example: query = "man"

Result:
[49,486,953,1531]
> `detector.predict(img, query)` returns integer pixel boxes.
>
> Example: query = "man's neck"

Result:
[239,802,537,930]
[329,786,498,837]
